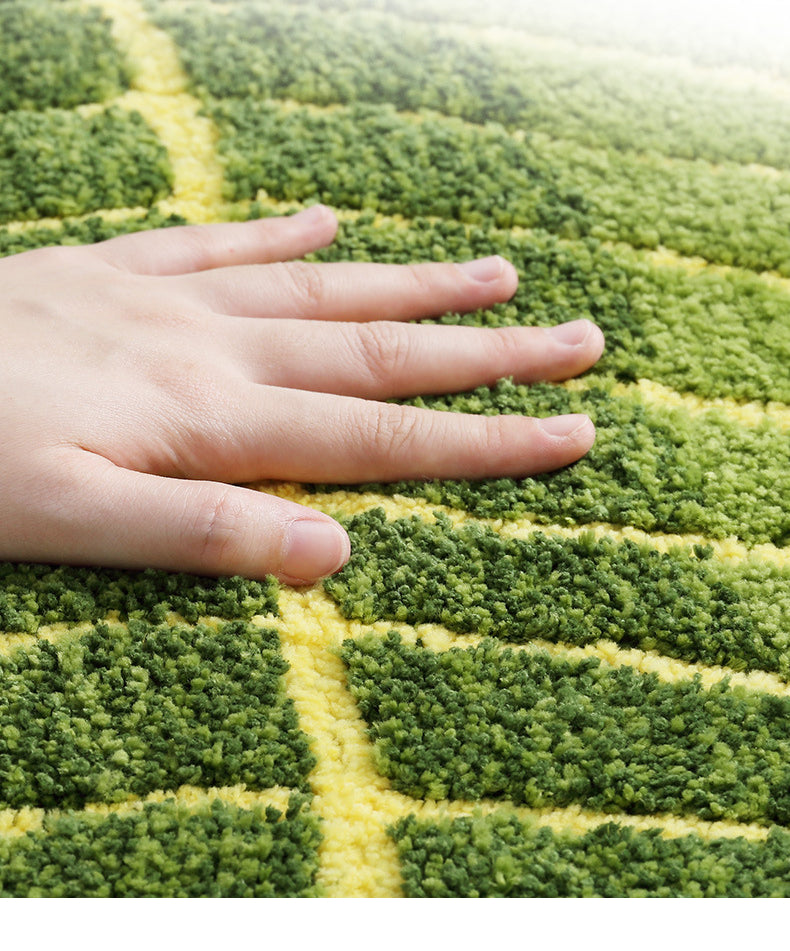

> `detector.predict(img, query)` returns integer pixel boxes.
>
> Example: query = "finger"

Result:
[91,205,338,276]
[171,385,597,485]
[38,452,350,584]
[177,254,519,321]
[231,317,605,397]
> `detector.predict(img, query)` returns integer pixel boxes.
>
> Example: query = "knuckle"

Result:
[170,225,219,270]
[364,402,423,461]
[470,413,529,472]
[405,261,438,295]
[354,321,412,386]
[192,486,246,565]
[487,327,521,364]
[476,413,511,458]
[276,261,326,312]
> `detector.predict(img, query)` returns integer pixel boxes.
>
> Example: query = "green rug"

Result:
[1,0,790,897]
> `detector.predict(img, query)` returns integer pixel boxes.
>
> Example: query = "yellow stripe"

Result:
[276,587,405,896]
[635,243,790,293]
[563,377,790,431]
[0,622,96,657]
[254,481,790,569]
[279,583,790,697]
[0,807,47,840]
[80,782,295,818]
[0,609,278,654]
[84,0,227,223]
[395,621,790,699]
[400,795,770,845]
[0,784,294,840]
[2,206,151,236]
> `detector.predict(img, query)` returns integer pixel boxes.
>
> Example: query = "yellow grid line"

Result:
[84,0,227,223]
[278,584,790,700]
[0,621,95,658]
[0,609,281,654]
[564,376,790,432]
[2,206,152,236]
[0,784,294,840]
[256,481,790,570]
[276,588,404,896]
[408,797,771,845]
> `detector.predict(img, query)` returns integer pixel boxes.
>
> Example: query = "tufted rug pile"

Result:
[1,0,790,896]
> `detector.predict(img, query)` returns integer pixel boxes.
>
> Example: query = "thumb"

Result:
[53,456,351,583]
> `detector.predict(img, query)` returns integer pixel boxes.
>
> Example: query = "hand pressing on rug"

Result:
[0,205,604,583]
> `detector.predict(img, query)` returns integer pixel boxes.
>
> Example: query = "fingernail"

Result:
[281,519,350,581]
[295,204,333,225]
[538,414,592,438]
[458,255,505,282]
[545,319,592,346]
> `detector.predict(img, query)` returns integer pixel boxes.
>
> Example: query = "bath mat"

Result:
[1,0,789,897]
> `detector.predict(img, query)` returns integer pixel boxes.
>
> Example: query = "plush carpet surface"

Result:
[1,0,790,897]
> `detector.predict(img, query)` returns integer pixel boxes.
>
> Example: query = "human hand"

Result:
[0,205,604,584]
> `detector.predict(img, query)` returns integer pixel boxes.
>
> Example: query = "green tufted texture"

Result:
[1,0,789,897]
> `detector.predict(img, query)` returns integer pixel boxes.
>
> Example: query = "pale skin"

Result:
[0,205,605,584]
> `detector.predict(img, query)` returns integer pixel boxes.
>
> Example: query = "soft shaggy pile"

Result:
[1,0,790,897]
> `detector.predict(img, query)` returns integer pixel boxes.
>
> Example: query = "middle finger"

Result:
[228,317,605,398]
